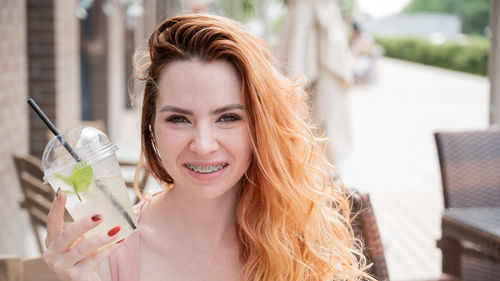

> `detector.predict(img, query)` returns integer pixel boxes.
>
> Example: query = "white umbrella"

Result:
[279,0,353,163]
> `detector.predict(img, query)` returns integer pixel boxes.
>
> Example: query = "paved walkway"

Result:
[337,57,489,280]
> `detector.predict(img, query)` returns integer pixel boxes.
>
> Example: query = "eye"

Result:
[218,114,241,122]
[166,115,190,123]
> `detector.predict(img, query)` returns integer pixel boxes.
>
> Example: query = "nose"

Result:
[189,123,219,155]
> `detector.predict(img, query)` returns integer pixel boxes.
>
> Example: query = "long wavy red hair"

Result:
[134,13,371,281]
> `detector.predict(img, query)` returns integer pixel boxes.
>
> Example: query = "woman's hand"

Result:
[43,189,122,281]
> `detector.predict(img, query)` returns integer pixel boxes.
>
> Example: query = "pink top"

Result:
[109,200,146,281]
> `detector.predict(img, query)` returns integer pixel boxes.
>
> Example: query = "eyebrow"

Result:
[158,104,244,115]
[213,104,244,114]
[158,105,193,115]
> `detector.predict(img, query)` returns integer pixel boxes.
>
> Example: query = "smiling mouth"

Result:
[184,163,228,174]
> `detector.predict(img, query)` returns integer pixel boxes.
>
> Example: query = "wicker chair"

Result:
[350,190,460,281]
[434,128,500,209]
[350,191,389,280]
[434,128,500,280]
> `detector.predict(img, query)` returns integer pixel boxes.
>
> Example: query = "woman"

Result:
[44,14,371,281]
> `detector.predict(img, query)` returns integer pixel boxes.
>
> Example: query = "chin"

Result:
[189,182,241,201]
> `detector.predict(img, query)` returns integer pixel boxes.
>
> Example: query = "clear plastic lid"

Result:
[42,126,117,182]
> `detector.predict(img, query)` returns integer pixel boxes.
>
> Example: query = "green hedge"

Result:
[375,36,490,76]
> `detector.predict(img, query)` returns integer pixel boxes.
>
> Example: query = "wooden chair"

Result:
[434,128,500,280]
[349,190,460,281]
[0,256,23,281]
[0,255,60,281]
[12,154,60,254]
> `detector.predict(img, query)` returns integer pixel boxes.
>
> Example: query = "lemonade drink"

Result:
[42,126,137,242]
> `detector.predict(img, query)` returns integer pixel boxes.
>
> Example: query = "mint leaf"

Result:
[70,162,93,194]
[55,174,73,186]
[54,162,93,201]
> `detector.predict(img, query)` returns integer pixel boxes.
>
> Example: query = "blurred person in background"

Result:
[350,22,382,84]
[42,14,373,281]
[279,0,354,165]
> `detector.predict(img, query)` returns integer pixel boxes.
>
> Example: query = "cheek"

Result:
[153,127,185,160]
[234,129,252,162]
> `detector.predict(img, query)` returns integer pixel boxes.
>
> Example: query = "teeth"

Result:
[185,163,227,174]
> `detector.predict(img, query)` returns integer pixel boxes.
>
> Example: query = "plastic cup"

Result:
[42,126,137,242]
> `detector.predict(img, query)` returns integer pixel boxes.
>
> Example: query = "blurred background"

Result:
[0,0,497,280]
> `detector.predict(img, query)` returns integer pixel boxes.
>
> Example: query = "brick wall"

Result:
[27,0,57,158]
[0,0,33,256]
[27,0,80,158]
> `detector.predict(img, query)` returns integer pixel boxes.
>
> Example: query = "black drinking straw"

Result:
[28,98,81,162]
[27,98,136,230]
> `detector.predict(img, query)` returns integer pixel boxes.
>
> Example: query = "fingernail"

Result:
[116,239,125,244]
[107,226,121,237]
[56,188,61,200]
[91,214,102,222]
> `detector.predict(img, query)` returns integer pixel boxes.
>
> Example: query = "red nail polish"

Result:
[56,188,61,199]
[91,214,102,222]
[116,239,125,244]
[107,226,121,237]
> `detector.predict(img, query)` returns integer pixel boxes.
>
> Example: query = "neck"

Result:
[147,184,241,250]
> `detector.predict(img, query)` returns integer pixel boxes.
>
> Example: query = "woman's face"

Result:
[153,59,252,200]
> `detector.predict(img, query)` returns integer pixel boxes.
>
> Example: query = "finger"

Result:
[66,242,123,279]
[69,236,85,250]
[58,226,122,268]
[49,213,104,253]
[45,188,66,247]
